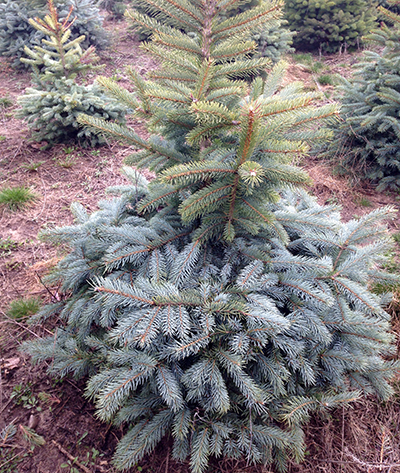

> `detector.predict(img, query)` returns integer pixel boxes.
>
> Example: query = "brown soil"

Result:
[0,18,399,473]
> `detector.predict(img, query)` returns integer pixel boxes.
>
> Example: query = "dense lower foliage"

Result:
[17,0,124,146]
[284,0,377,53]
[329,2,400,190]
[0,0,108,68]
[25,0,399,472]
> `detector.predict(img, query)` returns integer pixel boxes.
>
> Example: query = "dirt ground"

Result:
[0,16,400,473]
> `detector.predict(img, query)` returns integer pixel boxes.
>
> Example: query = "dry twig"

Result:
[52,440,92,473]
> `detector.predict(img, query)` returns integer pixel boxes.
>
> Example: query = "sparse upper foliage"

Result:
[25,0,399,472]
[329,1,400,190]
[131,0,294,64]
[17,0,124,146]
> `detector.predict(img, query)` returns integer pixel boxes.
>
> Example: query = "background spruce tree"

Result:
[0,0,108,68]
[284,0,378,53]
[16,0,125,146]
[328,1,400,190]
[100,0,126,20]
[205,0,294,64]
[25,0,399,472]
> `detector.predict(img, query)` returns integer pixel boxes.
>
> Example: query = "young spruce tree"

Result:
[17,0,125,146]
[0,0,108,68]
[329,0,400,190]
[284,0,377,53]
[26,0,399,472]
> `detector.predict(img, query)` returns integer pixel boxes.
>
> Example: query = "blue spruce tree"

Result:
[25,0,399,471]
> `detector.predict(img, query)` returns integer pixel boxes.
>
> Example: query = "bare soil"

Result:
[0,17,399,473]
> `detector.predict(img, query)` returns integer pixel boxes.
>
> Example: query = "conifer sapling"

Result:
[17,0,124,146]
[0,0,108,68]
[329,0,400,190]
[24,0,400,472]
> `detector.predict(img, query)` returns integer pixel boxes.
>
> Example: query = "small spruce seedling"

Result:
[7,298,41,320]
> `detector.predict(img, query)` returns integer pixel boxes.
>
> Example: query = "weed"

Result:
[0,237,21,256]
[91,149,101,156]
[76,432,88,446]
[10,383,41,411]
[317,74,335,86]
[95,157,109,177]
[56,155,77,168]
[0,186,36,210]
[98,157,109,167]
[60,447,102,473]
[392,232,400,244]
[82,447,102,467]
[325,196,339,205]
[303,84,317,92]
[22,160,45,172]
[36,391,59,412]
[292,52,313,64]
[60,460,80,473]
[0,135,6,142]
[310,61,324,73]
[63,146,76,155]
[54,146,83,168]
[357,197,373,207]
[5,261,22,271]
[292,53,325,72]
[0,96,13,109]
[0,448,23,473]
[83,181,92,192]
[110,73,123,82]
[7,298,41,320]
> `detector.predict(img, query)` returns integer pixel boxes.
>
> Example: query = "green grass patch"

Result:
[292,52,313,64]
[0,186,36,210]
[6,298,41,320]
[317,74,335,86]
[0,95,13,109]
[310,61,324,73]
